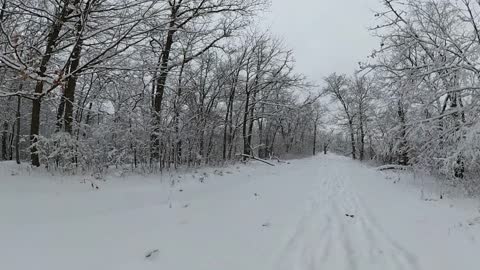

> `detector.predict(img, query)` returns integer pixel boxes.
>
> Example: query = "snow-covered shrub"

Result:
[35,132,86,173]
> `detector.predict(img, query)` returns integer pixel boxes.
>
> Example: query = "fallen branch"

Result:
[376,164,411,171]
[237,154,275,166]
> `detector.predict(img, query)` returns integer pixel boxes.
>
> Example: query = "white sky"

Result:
[261,0,383,86]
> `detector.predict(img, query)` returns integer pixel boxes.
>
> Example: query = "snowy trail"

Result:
[275,157,421,270]
[1,155,480,270]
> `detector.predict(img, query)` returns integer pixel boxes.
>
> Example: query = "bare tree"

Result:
[324,73,357,159]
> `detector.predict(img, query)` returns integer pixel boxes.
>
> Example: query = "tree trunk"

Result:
[30,85,43,167]
[313,121,317,156]
[56,94,66,132]
[64,39,83,134]
[348,119,356,160]
[1,121,8,160]
[174,56,186,167]
[258,117,264,158]
[223,74,238,160]
[8,122,15,160]
[30,1,71,166]
[222,100,231,160]
[247,91,257,156]
[397,100,408,165]
[451,94,465,178]
[242,63,252,159]
[242,89,251,158]
[359,111,365,161]
[15,95,21,164]
[151,13,177,161]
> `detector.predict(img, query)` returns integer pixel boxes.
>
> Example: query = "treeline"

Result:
[0,0,320,172]
[326,0,480,193]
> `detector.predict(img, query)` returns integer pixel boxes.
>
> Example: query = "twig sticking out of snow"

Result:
[81,178,99,190]
[271,155,287,164]
[467,217,480,226]
[145,249,159,259]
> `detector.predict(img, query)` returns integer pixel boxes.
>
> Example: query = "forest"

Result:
[2,1,480,269]
[0,0,479,193]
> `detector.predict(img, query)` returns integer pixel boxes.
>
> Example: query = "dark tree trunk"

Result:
[313,122,317,156]
[397,100,408,165]
[222,101,232,160]
[258,117,264,158]
[15,96,21,164]
[30,1,71,166]
[451,94,465,178]
[30,86,43,166]
[151,16,177,161]
[1,121,8,160]
[242,89,251,158]
[64,42,83,134]
[348,119,356,160]
[56,94,66,132]
[223,74,239,160]
[8,122,14,160]
[359,125,365,160]
[242,62,252,159]
[246,90,257,156]
[359,107,365,161]
[173,56,186,167]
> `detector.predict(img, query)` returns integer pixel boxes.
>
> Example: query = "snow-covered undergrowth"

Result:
[1,155,480,270]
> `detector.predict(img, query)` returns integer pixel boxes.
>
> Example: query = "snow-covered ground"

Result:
[1,155,480,270]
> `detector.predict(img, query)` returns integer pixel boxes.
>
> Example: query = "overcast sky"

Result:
[261,0,382,85]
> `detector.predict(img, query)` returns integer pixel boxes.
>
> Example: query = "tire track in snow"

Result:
[273,158,421,270]
[339,179,407,270]
[331,161,421,270]
[353,189,421,270]
[273,165,336,270]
